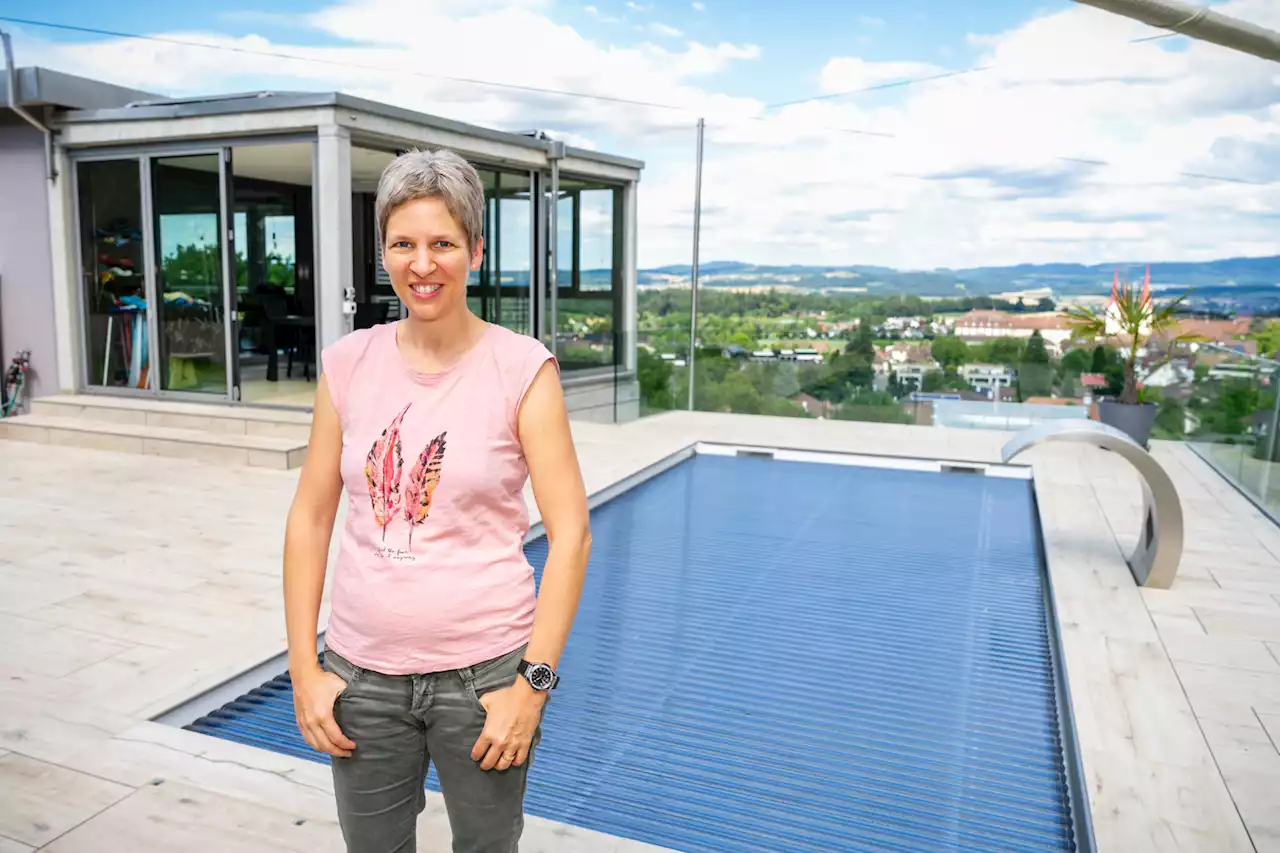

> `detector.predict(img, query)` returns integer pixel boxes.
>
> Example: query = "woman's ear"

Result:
[471,236,485,271]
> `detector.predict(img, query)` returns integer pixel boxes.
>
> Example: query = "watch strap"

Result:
[517,659,559,690]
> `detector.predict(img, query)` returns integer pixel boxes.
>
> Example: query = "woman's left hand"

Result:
[472,681,547,771]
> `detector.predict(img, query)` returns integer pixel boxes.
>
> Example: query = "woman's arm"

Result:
[520,362,592,672]
[473,361,591,770]
[283,375,356,757]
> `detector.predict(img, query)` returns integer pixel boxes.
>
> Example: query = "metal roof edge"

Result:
[331,92,548,153]
[54,91,340,124]
[562,143,645,172]
[14,66,159,110]
[333,97,643,171]
[47,84,642,172]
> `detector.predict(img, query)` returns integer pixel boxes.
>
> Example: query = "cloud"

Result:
[858,16,886,27]
[583,4,622,22]
[924,162,1102,199]
[626,1,652,11]
[692,1,706,9]
[218,10,305,26]
[651,23,683,38]
[820,58,947,94]
[11,0,1280,270]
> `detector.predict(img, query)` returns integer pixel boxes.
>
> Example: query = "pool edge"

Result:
[1028,472,1099,853]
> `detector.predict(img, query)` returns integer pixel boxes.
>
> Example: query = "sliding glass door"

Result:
[76,159,150,390]
[75,143,318,406]
[151,153,231,394]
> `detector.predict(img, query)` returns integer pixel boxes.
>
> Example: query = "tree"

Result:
[1064,275,1196,405]
[1060,347,1092,376]
[1153,396,1186,439]
[1024,331,1050,364]
[1036,297,1056,312]
[1016,363,1054,400]
[930,335,971,369]
[637,350,675,411]
[1090,345,1109,374]
[834,391,913,424]
[921,371,945,393]
[975,337,1025,366]
[1016,330,1053,400]
[845,323,876,363]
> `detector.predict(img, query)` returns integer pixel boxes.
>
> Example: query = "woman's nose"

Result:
[409,248,435,276]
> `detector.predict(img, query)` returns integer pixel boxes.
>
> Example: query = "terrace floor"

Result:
[0,411,1278,852]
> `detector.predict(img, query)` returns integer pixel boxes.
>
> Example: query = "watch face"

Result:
[527,663,555,690]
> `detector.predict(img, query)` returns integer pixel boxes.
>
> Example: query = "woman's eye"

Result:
[393,241,411,249]
[434,241,453,249]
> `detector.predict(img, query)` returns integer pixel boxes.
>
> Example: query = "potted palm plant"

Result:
[1063,268,1194,447]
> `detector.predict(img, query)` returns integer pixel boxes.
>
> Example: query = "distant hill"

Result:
[637,255,1280,308]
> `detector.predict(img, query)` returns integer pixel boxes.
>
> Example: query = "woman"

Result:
[283,148,591,853]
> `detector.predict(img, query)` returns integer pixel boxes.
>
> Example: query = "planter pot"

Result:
[1097,400,1157,448]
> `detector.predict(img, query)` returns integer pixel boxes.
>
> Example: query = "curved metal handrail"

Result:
[1002,420,1184,589]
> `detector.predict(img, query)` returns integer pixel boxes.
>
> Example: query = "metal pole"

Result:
[1072,0,1280,62]
[548,141,564,356]
[687,117,704,411]
[1267,365,1280,461]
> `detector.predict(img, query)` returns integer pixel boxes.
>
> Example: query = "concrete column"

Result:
[47,145,78,393]
[315,126,353,352]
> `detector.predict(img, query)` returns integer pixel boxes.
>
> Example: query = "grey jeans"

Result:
[321,643,541,853]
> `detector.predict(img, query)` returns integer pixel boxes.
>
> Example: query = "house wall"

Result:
[0,114,56,404]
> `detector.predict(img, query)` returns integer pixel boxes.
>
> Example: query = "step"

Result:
[29,394,313,441]
[0,414,308,470]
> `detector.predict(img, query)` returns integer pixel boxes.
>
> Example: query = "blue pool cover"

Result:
[186,452,1081,853]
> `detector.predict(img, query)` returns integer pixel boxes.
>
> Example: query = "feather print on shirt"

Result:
[365,403,411,541]
[404,432,447,548]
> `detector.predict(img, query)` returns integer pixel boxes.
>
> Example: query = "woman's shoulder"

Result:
[320,322,389,376]
[484,323,551,360]
[484,324,558,378]
[479,325,559,425]
[323,322,390,365]
[320,323,393,418]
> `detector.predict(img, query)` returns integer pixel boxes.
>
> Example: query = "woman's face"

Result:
[382,196,484,323]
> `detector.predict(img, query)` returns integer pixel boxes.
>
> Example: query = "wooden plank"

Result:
[41,780,343,853]
[0,753,131,848]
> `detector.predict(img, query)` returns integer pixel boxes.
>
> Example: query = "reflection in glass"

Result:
[498,172,533,335]
[231,142,315,407]
[471,169,533,336]
[77,159,149,388]
[153,154,228,394]
[556,179,621,371]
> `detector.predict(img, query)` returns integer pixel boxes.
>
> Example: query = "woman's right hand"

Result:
[292,665,357,758]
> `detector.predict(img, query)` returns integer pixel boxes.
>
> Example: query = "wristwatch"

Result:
[517,659,560,691]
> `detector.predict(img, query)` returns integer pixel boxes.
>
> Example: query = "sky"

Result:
[4,0,1279,271]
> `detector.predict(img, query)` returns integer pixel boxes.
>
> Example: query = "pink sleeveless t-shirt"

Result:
[319,321,556,675]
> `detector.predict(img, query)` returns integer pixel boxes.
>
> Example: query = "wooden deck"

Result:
[0,411,1276,851]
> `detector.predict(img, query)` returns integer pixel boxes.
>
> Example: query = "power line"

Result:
[4,14,1254,184]
[767,30,1187,112]
[765,67,991,110]
[2,15,897,138]
[0,16,691,112]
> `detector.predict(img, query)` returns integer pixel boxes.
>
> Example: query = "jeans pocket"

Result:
[466,645,526,713]
[322,647,363,698]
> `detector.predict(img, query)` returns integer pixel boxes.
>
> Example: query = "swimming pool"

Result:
[180,447,1090,853]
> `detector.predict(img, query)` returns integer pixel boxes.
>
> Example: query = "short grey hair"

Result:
[375,148,485,252]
